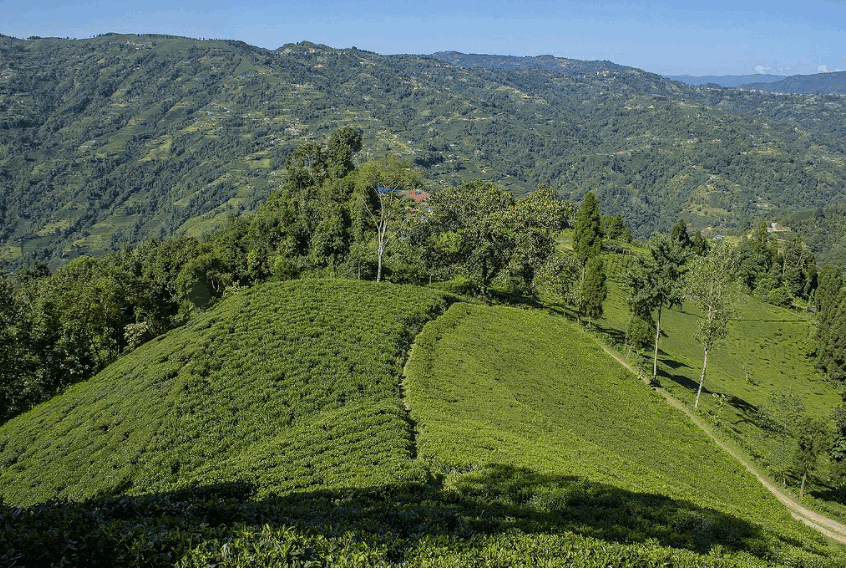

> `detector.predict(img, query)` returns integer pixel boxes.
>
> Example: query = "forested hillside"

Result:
[2,34,846,270]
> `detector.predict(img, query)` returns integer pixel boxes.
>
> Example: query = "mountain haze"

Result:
[738,71,846,95]
[667,74,786,88]
[2,34,846,269]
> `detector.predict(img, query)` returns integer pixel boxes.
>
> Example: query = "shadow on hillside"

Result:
[810,482,846,506]
[658,363,702,393]
[592,323,628,345]
[1,464,785,566]
[727,394,757,414]
[659,357,690,371]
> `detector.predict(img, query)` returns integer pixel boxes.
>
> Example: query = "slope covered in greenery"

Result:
[0,278,454,505]
[404,302,846,565]
[1,277,845,565]
[3,34,846,269]
[787,203,846,269]
[596,251,840,480]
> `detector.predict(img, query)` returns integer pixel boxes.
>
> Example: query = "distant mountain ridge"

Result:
[2,35,846,269]
[667,74,786,88]
[738,71,846,94]
[668,71,846,95]
[430,51,629,74]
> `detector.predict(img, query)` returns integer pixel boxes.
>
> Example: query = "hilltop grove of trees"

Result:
[2,127,844,440]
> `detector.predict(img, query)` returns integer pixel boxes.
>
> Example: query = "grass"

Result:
[598,273,842,478]
[405,301,846,566]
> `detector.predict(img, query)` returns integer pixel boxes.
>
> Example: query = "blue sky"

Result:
[2,0,844,76]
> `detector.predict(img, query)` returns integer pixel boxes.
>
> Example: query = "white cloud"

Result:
[818,64,830,73]
[754,64,772,74]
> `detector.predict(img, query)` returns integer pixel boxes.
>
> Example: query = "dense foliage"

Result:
[816,265,846,382]
[788,203,846,270]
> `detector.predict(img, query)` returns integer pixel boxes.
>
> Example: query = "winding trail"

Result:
[600,343,846,545]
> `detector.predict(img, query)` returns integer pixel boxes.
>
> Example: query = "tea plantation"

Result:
[597,260,846,510]
[405,302,846,566]
[1,279,845,566]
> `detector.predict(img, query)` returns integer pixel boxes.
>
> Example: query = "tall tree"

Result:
[734,221,777,292]
[686,242,739,409]
[573,191,603,267]
[354,157,422,282]
[536,253,583,309]
[816,265,846,381]
[506,185,570,294]
[580,256,607,322]
[0,271,36,422]
[601,212,627,241]
[778,235,816,300]
[627,233,687,379]
[830,389,846,494]
[671,219,693,249]
[326,126,363,179]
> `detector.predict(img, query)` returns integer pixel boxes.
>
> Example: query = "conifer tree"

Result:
[580,256,607,322]
[816,265,846,381]
[573,192,602,266]
[671,219,693,249]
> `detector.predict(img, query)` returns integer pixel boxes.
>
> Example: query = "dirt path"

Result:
[600,343,846,545]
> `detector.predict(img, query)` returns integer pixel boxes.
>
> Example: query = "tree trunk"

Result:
[694,344,709,409]
[801,472,806,497]
[373,192,390,283]
[376,240,383,282]
[376,217,387,283]
[653,305,662,379]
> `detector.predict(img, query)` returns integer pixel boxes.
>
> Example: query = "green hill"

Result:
[3,34,846,269]
[597,261,841,482]
[405,302,845,565]
[0,278,455,505]
[2,278,845,566]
